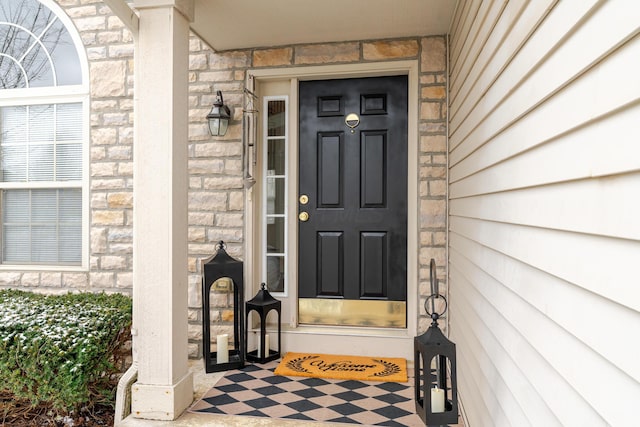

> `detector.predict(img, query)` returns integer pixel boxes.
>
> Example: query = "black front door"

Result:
[298,75,408,327]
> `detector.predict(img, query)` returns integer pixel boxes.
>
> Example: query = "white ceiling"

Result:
[191,0,457,52]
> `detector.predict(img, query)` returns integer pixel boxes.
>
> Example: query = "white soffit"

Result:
[191,0,457,52]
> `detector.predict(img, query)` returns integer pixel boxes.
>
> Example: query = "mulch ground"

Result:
[1,391,113,426]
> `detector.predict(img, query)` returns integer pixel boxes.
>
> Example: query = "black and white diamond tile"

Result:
[190,360,424,426]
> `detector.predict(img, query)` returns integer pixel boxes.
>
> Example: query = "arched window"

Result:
[0,0,87,267]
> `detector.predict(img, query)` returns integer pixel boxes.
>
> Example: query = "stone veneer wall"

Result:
[185,38,448,357]
[0,2,447,360]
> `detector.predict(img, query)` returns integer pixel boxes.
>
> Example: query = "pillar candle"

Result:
[257,333,270,358]
[217,334,229,364]
[431,386,445,413]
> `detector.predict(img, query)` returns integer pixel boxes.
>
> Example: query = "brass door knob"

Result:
[299,212,309,222]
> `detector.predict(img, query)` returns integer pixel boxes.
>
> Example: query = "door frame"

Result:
[245,61,419,358]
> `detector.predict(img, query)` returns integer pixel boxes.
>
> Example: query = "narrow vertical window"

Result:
[263,97,287,294]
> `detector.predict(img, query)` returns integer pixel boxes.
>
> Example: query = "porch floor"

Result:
[119,359,464,427]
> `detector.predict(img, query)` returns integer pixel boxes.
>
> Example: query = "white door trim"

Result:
[245,61,419,359]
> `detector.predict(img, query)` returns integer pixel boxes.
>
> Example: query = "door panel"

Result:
[298,75,408,326]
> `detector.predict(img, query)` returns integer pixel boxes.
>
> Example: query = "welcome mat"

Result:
[274,352,408,383]
[191,360,424,426]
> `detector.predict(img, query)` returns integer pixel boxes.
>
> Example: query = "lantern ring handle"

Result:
[424,294,447,317]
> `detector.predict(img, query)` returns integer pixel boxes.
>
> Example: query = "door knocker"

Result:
[345,113,360,133]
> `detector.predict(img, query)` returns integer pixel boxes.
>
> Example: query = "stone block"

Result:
[90,60,126,97]
[101,256,127,270]
[75,16,106,31]
[21,273,40,287]
[189,227,206,243]
[194,142,243,158]
[63,273,89,288]
[107,145,132,160]
[107,43,133,58]
[92,178,126,190]
[188,324,203,341]
[92,210,125,226]
[109,228,133,242]
[90,272,115,288]
[91,227,108,253]
[91,127,118,145]
[41,273,62,287]
[420,135,447,153]
[90,146,106,161]
[189,212,215,226]
[421,37,447,72]
[188,159,225,175]
[203,176,243,190]
[107,192,133,208]
[363,39,419,60]
[420,199,446,228]
[116,273,133,289]
[189,192,227,211]
[87,46,107,61]
[107,15,125,29]
[420,101,442,120]
[188,279,202,307]
[228,191,243,211]
[199,71,234,82]
[421,85,446,100]
[429,180,447,197]
[295,43,359,65]
[215,213,243,228]
[420,165,446,179]
[109,243,133,254]
[102,112,128,125]
[253,48,292,67]
[97,31,121,44]
[67,5,96,17]
[206,228,243,243]
[189,54,208,70]
[209,51,250,69]
[91,162,117,177]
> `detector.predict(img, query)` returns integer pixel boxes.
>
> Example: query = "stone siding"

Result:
[2,2,447,358]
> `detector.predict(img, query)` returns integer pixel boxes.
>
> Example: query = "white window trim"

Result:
[261,95,289,297]
[0,0,90,271]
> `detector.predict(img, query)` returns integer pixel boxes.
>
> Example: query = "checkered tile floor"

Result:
[190,360,424,426]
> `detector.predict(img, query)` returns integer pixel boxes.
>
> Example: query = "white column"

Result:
[130,0,194,420]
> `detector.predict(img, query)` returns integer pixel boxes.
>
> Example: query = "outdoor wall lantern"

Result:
[246,283,281,363]
[207,90,231,136]
[201,241,245,372]
[414,259,459,426]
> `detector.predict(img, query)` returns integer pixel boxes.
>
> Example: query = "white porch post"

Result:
[130,0,194,420]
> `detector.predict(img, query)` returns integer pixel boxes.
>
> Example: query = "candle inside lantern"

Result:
[431,386,445,413]
[257,333,270,358]
[217,334,229,363]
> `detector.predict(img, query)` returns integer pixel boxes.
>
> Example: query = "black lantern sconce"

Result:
[207,90,231,136]
[414,259,459,426]
[245,283,281,363]
[201,241,245,372]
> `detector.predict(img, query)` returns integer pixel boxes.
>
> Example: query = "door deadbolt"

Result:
[299,212,309,222]
[299,194,309,205]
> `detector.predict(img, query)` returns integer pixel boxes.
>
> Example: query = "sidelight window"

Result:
[262,97,288,294]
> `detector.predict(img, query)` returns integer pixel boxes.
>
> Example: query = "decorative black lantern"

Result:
[201,241,245,372]
[245,283,281,363]
[206,90,231,136]
[414,259,459,426]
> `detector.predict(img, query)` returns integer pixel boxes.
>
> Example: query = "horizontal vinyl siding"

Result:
[448,1,640,426]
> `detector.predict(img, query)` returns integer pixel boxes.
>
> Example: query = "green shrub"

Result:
[0,289,132,411]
